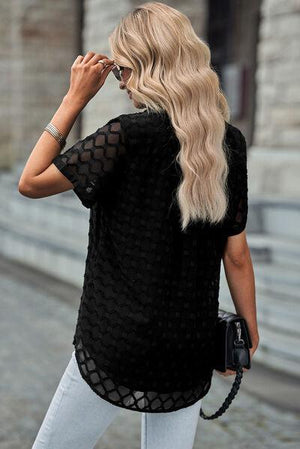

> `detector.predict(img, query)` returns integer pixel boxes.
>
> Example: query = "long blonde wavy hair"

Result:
[109,1,231,232]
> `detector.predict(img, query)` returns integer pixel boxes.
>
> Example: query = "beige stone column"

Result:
[249,0,300,197]
[0,1,20,168]
[0,0,81,169]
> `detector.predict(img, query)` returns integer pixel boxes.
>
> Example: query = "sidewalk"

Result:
[1,254,299,449]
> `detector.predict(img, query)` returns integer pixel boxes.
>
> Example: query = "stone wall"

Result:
[0,0,80,169]
[249,0,300,196]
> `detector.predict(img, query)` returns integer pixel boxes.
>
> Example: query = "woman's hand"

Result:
[215,335,259,377]
[65,51,116,108]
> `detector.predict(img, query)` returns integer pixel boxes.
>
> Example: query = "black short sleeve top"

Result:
[51,109,248,413]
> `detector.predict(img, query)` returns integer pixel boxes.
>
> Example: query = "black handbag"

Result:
[199,308,253,419]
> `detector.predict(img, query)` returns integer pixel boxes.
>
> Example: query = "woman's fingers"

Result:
[88,53,114,67]
[67,51,115,105]
[81,51,97,64]
[216,366,249,377]
[97,63,116,86]
[72,52,114,69]
[72,55,84,67]
[215,368,236,376]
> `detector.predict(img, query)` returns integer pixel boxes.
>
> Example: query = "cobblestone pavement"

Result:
[1,255,299,449]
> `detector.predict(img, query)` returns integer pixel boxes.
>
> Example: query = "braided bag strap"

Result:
[199,364,243,420]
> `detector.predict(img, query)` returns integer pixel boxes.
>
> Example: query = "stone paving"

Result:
[1,255,299,449]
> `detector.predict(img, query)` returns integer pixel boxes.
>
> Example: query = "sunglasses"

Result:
[111,64,126,81]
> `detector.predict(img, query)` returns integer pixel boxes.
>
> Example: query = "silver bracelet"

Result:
[44,122,67,150]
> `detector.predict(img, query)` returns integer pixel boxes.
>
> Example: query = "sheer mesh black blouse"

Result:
[51,109,248,413]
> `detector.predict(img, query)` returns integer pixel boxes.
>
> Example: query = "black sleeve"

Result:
[51,116,126,209]
[220,128,248,236]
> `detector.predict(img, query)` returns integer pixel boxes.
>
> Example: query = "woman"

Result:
[19,2,259,449]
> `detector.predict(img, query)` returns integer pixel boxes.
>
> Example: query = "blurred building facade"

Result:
[1,0,299,377]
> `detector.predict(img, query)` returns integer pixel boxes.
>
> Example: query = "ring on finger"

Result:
[97,59,107,67]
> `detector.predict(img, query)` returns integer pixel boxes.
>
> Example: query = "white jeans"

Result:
[32,350,202,449]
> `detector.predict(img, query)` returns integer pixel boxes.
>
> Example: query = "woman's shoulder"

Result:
[118,109,169,126]
[224,121,247,176]
[117,110,172,149]
[114,113,245,153]
[120,114,244,141]
[225,121,246,146]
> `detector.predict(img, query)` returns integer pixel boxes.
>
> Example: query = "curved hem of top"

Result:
[73,345,209,414]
